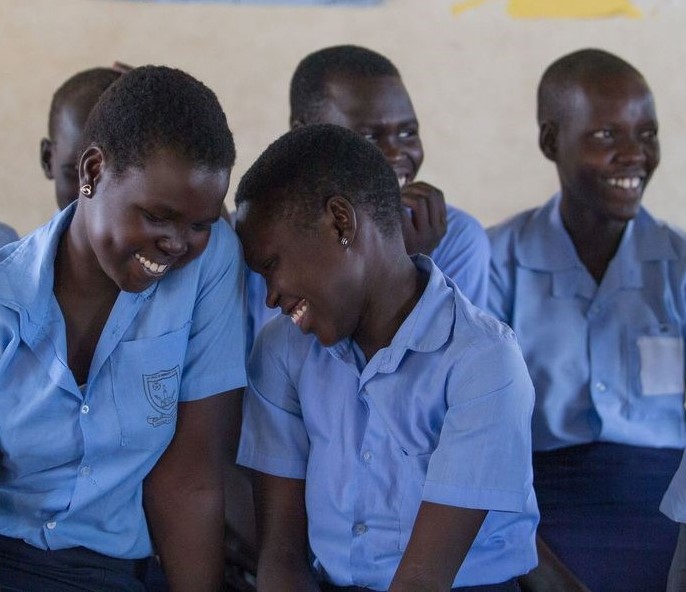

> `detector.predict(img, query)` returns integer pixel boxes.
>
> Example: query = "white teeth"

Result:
[608,177,641,189]
[398,175,407,188]
[135,253,168,275]
[290,302,308,325]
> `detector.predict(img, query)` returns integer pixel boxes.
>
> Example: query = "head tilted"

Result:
[537,48,647,127]
[290,45,400,125]
[235,123,401,236]
[82,65,235,175]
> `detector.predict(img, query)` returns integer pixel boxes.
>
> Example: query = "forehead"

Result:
[236,202,297,264]
[562,72,656,128]
[320,73,417,126]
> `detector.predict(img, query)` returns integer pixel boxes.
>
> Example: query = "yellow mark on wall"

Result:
[452,0,642,19]
[451,0,489,16]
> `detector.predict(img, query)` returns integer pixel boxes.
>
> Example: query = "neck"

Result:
[353,250,427,362]
[559,199,628,283]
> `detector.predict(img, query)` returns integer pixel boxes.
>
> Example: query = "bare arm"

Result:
[144,388,242,592]
[389,502,487,592]
[518,535,591,592]
[253,472,321,592]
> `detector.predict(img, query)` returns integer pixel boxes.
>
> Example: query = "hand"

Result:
[400,181,448,256]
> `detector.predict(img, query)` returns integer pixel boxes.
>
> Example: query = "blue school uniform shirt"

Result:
[488,194,686,452]
[242,204,490,352]
[238,255,538,589]
[0,221,19,247]
[0,205,247,559]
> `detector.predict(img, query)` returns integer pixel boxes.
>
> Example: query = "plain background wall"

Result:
[2,0,686,236]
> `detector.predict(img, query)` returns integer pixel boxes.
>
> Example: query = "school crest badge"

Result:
[143,366,180,427]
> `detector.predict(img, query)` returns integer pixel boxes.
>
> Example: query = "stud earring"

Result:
[340,237,349,247]
[80,184,92,197]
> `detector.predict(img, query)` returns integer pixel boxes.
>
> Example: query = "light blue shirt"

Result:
[0,205,246,559]
[0,221,19,248]
[488,194,686,452]
[238,255,538,588]
[241,204,490,353]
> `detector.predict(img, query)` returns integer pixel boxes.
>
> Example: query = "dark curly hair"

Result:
[82,65,235,174]
[290,45,400,124]
[48,67,122,137]
[235,123,401,237]
[537,48,646,126]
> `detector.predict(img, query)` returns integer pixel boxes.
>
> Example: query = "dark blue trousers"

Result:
[0,535,148,592]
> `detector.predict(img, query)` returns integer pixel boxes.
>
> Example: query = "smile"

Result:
[606,176,642,190]
[289,299,309,326]
[134,253,169,276]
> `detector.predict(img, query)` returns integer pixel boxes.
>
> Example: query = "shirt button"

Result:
[81,404,90,414]
[353,523,368,535]
[80,466,92,477]
[46,521,57,530]
[595,382,607,392]
[362,450,372,463]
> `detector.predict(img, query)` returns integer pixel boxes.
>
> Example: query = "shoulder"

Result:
[443,205,488,244]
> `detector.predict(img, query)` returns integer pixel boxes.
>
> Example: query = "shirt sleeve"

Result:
[423,329,535,512]
[432,207,491,309]
[237,320,310,478]
[179,221,247,401]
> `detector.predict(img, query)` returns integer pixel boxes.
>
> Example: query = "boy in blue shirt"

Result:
[236,123,538,591]
[244,45,490,351]
[488,48,686,591]
[0,66,245,591]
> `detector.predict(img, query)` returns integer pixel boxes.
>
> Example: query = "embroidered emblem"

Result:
[143,366,180,427]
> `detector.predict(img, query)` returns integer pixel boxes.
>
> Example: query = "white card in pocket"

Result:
[637,335,684,396]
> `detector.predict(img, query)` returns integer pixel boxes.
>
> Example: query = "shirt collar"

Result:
[327,254,455,375]
[515,193,678,274]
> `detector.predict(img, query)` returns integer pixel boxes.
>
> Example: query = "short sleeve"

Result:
[423,331,535,512]
[179,221,247,401]
[237,320,310,478]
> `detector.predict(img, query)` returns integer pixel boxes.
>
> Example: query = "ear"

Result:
[78,145,105,196]
[539,121,559,162]
[325,196,357,247]
[40,138,54,180]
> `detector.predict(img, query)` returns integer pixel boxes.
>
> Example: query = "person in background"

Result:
[488,48,685,592]
[0,65,246,592]
[40,67,123,210]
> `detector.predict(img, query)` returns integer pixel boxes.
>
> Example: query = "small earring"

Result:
[80,184,92,196]
[340,237,349,247]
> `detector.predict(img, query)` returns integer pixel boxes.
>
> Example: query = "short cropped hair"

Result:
[290,45,400,123]
[48,68,122,137]
[82,65,235,174]
[235,123,401,237]
[537,48,645,125]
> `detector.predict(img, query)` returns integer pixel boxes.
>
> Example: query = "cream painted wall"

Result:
[1,0,685,236]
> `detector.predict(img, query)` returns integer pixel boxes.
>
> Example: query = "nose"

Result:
[378,136,403,164]
[265,280,279,310]
[616,135,647,165]
[158,227,188,257]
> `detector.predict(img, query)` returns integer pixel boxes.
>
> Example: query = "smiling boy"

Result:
[488,48,686,591]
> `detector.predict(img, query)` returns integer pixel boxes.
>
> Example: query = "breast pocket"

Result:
[110,325,190,450]
[398,448,432,551]
[632,324,684,397]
